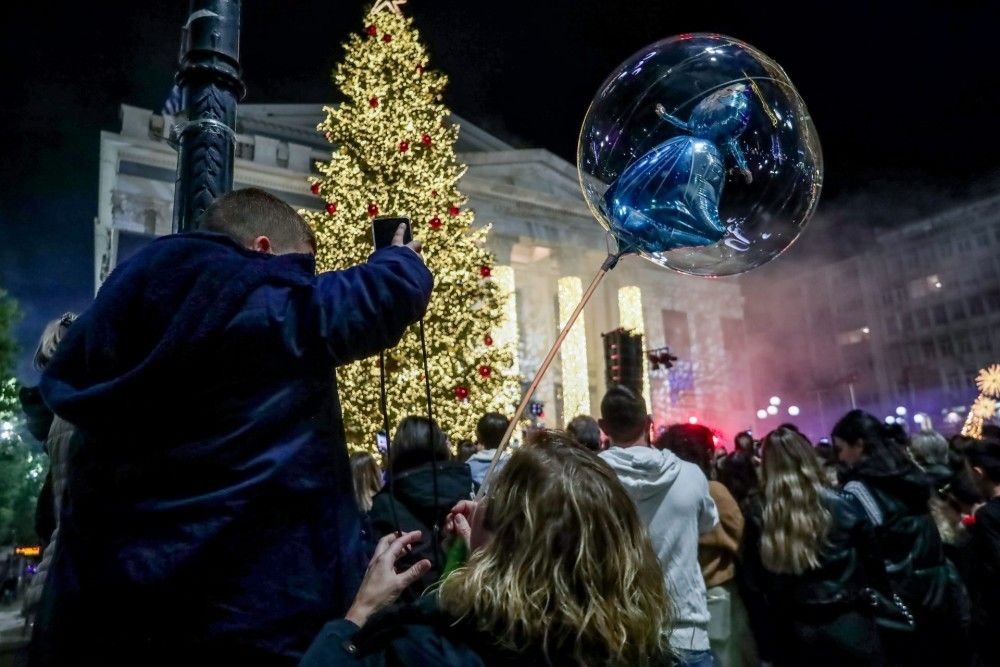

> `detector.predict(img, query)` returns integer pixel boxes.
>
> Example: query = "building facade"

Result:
[95,104,753,440]
[744,194,1000,437]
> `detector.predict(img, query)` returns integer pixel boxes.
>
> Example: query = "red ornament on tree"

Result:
[415,63,425,76]
[325,132,333,142]
[382,33,392,43]
[325,202,337,214]
[431,190,438,198]
[366,24,377,36]
[369,96,379,109]
[448,206,460,217]
[429,216,442,230]
[484,334,493,346]
[399,140,409,152]
[478,365,492,378]
[479,265,491,278]
[421,133,432,146]
[367,203,379,217]
[310,182,321,195]
[455,386,469,400]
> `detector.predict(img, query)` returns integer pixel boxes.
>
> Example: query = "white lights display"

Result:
[618,285,651,410]
[558,276,590,422]
[491,266,520,377]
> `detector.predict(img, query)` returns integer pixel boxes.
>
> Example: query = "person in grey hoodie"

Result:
[598,386,719,667]
[466,412,510,486]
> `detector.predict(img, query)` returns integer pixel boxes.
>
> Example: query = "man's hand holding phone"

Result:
[391,223,423,258]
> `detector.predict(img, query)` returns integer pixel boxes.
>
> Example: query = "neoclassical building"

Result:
[95,104,753,439]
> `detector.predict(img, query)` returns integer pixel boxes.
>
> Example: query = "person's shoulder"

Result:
[708,479,738,506]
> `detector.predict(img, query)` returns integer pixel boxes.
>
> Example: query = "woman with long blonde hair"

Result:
[302,430,672,666]
[741,427,891,666]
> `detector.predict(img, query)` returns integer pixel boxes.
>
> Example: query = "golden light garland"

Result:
[558,276,590,423]
[618,286,651,410]
[302,9,520,451]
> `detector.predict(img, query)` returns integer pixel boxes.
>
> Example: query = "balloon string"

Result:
[475,254,620,500]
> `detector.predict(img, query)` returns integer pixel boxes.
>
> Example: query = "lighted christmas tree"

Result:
[303,1,520,451]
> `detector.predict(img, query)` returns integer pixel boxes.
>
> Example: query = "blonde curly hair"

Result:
[438,430,669,665]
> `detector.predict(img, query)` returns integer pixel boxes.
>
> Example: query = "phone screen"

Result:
[372,216,412,250]
[376,431,389,454]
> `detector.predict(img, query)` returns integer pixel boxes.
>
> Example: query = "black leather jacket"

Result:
[742,488,890,614]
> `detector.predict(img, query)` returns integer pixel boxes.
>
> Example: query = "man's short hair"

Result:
[201,188,316,254]
[967,439,1000,483]
[599,385,647,444]
[654,423,714,476]
[567,415,602,452]
[476,412,509,450]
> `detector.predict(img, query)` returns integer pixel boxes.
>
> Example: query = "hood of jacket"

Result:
[845,457,933,512]
[600,445,682,501]
[389,461,475,515]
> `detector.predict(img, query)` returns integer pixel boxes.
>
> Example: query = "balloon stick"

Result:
[475,252,622,499]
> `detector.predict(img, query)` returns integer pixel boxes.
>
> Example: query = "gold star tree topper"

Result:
[370,0,407,14]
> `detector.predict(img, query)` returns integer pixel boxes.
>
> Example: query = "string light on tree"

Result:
[302,5,519,451]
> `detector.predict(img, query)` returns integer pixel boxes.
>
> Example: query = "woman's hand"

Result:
[445,500,491,552]
[345,531,431,628]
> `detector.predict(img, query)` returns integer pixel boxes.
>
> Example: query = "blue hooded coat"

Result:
[32,232,433,666]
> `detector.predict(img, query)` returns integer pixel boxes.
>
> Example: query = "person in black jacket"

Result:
[368,416,475,602]
[965,439,1000,667]
[302,430,673,667]
[833,410,972,667]
[741,427,890,666]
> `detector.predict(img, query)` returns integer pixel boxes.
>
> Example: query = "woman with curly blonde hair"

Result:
[740,427,891,666]
[302,430,672,666]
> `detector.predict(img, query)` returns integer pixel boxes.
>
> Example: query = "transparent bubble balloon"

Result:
[578,33,823,276]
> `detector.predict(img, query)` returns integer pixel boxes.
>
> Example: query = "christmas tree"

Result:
[303,2,520,452]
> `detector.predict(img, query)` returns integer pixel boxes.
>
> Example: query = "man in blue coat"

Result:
[31,189,434,666]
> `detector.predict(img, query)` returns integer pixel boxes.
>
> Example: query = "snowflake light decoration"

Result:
[976,364,1000,398]
[972,395,997,420]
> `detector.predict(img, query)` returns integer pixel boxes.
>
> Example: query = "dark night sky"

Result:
[2,0,998,382]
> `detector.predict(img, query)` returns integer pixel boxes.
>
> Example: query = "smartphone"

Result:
[376,431,389,454]
[372,216,412,250]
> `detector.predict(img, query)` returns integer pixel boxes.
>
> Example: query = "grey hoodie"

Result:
[600,445,718,652]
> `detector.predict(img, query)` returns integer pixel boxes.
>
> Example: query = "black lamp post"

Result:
[171,0,245,232]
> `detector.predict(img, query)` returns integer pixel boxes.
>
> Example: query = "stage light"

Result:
[766,405,778,415]
[895,406,907,416]
[618,286,650,409]
[756,409,767,419]
[769,396,781,406]
[688,416,698,424]
[788,405,800,416]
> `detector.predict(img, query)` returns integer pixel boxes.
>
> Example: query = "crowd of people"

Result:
[331,393,1000,667]
[14,187,1000,666]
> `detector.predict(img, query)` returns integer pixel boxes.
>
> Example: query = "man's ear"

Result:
[597,418,607,435]
[251,236,273,254]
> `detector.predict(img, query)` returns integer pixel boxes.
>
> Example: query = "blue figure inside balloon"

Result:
[603,83,754,254]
